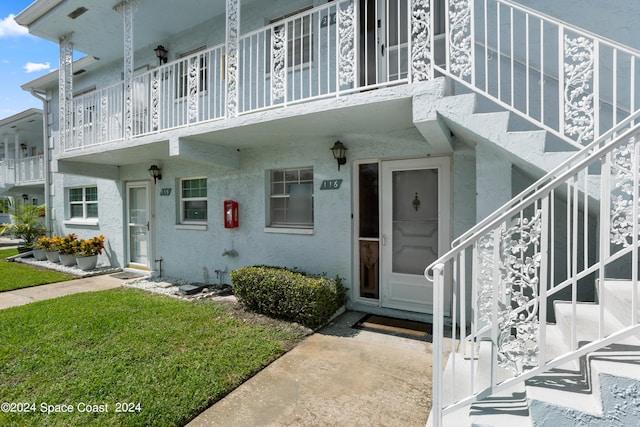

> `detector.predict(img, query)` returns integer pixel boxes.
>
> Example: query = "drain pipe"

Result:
[155,257,163,277]
[28,89,52,236]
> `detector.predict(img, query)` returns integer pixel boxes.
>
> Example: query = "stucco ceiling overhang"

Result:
[0,109,44,143]
[16,0,241,64]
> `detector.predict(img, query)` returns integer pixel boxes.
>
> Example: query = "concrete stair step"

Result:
[601,280,640,327]
[554,301,640,347]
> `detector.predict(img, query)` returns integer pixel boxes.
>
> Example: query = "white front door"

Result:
[380,158,450,313]
[126,182,152,270]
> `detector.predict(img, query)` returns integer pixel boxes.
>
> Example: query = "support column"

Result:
[115,0,138,140]
[14,131,21,184]
[3,135,8,164]
[226,0,239,118]
[475,143,512,222]
[59,33,73,151]
[411,0,433,82]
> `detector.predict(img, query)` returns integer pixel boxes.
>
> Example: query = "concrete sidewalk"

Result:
[0,275,123,310]
[187,311,433,427]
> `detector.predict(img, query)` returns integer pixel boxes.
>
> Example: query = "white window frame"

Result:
[270,6,314,69]
[266,166,314,233]
[68,186,98,220]
[176,46,209,100]
[179,177,208,225]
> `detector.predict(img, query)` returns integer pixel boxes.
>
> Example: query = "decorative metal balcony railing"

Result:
[427,109,640,427]
[62,0,640,153]
[0,159,15,187]
[15,155,45,185]
[63,0,413,151]
[435,0,640,147]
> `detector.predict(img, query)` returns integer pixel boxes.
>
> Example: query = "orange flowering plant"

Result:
[78,235,105,257]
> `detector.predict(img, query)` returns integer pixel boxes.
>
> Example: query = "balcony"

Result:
[60,0,640,155]
[15,155,45,185]
[0,159,15,189]
[62,0,416,152]
[0,156,45,190]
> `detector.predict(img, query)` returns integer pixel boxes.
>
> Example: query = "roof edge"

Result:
[15,0,66,28]
[21,56,100,92]
[0,108,44,127]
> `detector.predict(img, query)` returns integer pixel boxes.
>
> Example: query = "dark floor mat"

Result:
[353,314,433,342]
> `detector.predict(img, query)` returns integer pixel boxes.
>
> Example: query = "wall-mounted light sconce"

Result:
[154,45,168,65]
[20,143,27,154]
[22,194,29,203]
[148,164,162,184]
[330,141,348,171]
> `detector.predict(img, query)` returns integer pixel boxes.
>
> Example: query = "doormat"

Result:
[353,314,433,342]
[111,272,148,280]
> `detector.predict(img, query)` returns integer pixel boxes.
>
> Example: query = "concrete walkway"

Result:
[188,311,433,427]
[0,275,123,310]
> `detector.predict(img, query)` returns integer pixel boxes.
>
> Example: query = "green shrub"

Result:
[231,266,347,328]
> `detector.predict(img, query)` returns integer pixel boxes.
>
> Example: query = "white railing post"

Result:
[429,262,445,427]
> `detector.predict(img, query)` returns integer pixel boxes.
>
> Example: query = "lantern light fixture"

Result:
[330,141,348,171]
[148,164,162,184]
[154,45,168,65]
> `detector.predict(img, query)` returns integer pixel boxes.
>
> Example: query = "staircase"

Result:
[428,279,640,426]
[424,0,640,425]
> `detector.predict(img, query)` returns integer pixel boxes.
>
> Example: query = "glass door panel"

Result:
[391,169,439,274]
[358,163,380,299]
[127,184,149,266]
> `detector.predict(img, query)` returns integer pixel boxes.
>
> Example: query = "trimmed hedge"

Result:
[231,266,347,328]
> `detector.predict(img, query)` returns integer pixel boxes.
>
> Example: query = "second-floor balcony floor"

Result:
[28,0,640,156]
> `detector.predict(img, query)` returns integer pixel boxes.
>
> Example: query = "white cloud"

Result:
[0,14,28,38]
[24,62,51,73]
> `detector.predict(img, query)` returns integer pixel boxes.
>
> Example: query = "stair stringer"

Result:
[528,358,640,427]
[415,91,604,202]
[412,86,575,179]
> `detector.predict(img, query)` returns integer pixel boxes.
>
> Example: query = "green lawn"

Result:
[0,249,73,292]
[0,288,306,427]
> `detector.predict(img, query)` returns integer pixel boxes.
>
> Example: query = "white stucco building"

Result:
[14,0,640,425]
[0,109,46,212]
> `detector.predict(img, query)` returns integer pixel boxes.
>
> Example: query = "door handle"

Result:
[381,44,385,56]
[146,222,149,231]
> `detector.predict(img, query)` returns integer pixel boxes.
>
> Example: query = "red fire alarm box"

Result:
[224,200,238,228]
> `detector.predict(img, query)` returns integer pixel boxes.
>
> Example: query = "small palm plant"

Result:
[0,204,46,249]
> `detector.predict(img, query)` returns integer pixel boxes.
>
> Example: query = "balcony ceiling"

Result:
[19,0,255,64]
[0,109,43,147]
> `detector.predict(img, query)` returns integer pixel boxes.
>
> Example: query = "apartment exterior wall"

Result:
[32,0,635,318]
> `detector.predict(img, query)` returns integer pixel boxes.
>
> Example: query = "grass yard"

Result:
[0,248,73,292]
[0,288,307,427]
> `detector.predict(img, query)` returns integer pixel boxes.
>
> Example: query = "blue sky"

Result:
[0,0,59,120]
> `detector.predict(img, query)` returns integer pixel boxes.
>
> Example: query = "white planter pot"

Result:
[59,253,77,267]
[45,250,60,263]
[33,248,48,261]
[76,255,98,271]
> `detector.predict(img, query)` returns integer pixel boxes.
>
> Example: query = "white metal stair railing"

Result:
[426,110,640,427]
[430,0,640,149]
